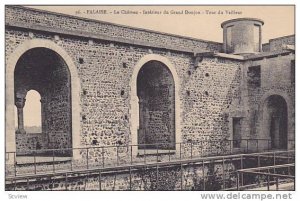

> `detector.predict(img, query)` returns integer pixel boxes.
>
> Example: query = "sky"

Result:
[28,5,295,43]
[15,90,41,128]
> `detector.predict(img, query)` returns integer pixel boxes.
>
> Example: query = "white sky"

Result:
[28,5,295,43]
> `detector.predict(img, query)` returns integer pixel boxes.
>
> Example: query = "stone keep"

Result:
[5,6,295,162]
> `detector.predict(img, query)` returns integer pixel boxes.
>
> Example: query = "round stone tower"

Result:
[221,18,264,55]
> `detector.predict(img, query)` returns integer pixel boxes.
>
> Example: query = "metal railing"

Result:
[236,163,295,190]
[5,139,295,177]
[5,150,295,191]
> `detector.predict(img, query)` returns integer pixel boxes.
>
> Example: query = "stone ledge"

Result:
[6,22,202,55]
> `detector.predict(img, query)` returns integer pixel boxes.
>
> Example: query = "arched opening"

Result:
[263,95,288,149]
[137,61,175,150]
[14,47,72,156]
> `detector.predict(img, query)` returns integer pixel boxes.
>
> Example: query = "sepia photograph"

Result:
[3,2,296,198]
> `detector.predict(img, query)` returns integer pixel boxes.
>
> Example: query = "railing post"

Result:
[202,159,205,190]
[51,176,54,191]
[222,157,225,190]
[86,148,89,169]
[34,150,37,174]
[156,143,159,163]
[258,155,260,167]
[241,172,244,189]
[169,147,171,162]
[237,172,240,190]
[240,156,243,186]
[99,171,102,191]
[267,175,270,191]
[144,146,146,164]
[84,173,87,190]
[102,147,105,168]
[86,173,89,190]
[70,157,73,171]
[257,139,259,152]
[156,164,159,190]
[33,177,36,190]
[130,145,133,165]
[129,167,132,191]
[116,146,119,166]
[14,152,17,177]
[52,150,55,173]
[294,178,296,191]
[14,179,17,191]
[276,177,279,190]
[180,162,183,190]
[180,143,182,160]
[191,142,193,159]
[273,152,276,174]
[65,173,68,190]
[287,151,290,175]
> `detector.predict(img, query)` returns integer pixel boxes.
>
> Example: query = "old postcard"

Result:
[4,4,295,196]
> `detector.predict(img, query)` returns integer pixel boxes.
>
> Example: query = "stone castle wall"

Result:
[262,35,295,52]
[6,28,243,158]
[269,35,295,51]
[16,133,47,154]
[5,6,295,161]
[243,54,295,144]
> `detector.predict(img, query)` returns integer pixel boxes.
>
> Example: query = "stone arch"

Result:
[6,39,81,160]
[259,90,292,150]
[130,54,181,155]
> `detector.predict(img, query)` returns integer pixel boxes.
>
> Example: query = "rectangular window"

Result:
[291,60,295,85]
[247,65,261,87]
[233,117,242,148]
